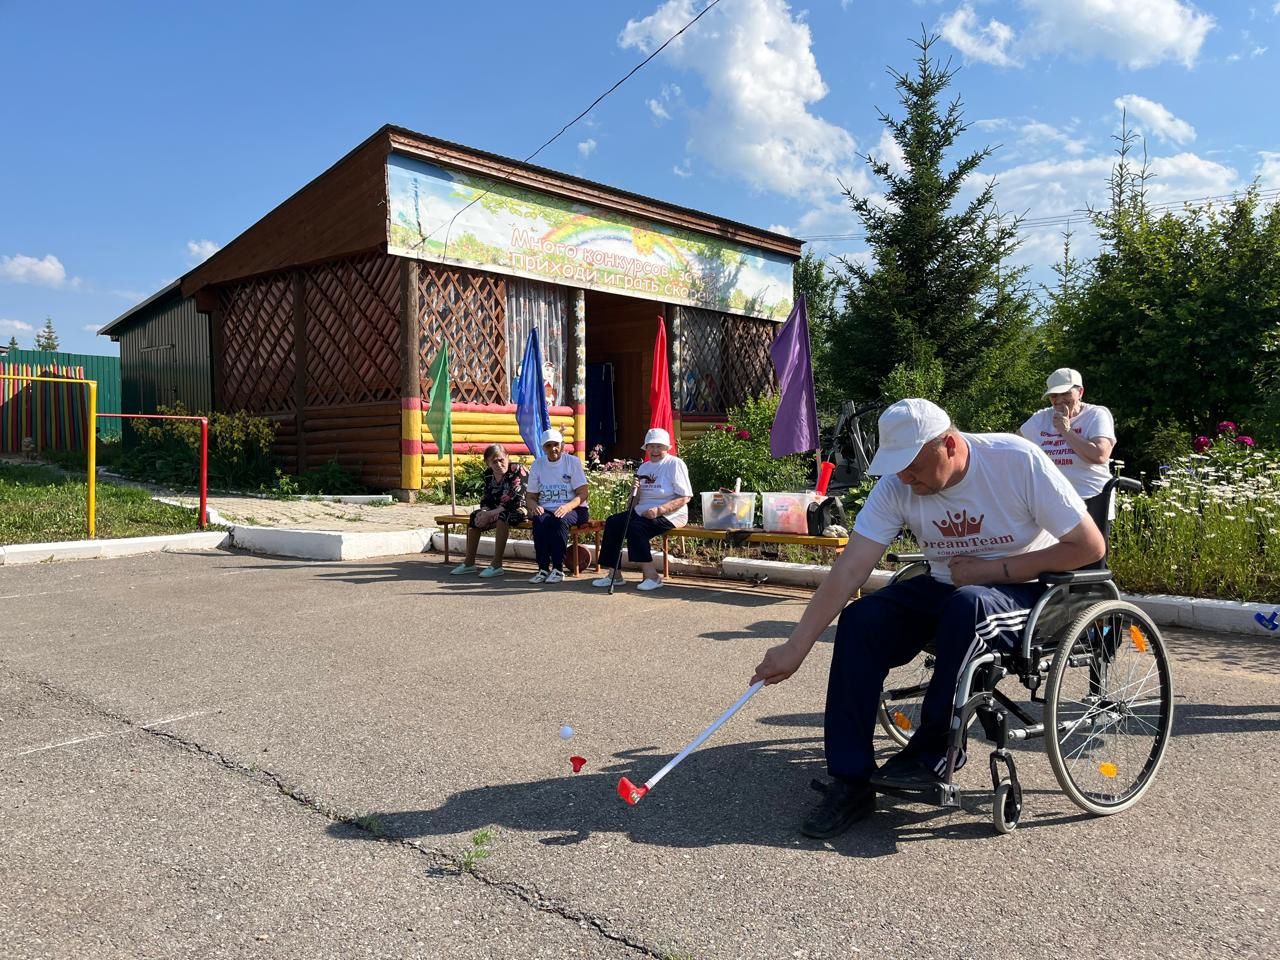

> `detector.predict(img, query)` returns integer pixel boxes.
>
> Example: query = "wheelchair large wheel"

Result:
[877,651,934,746]
[1044,600,1174,816]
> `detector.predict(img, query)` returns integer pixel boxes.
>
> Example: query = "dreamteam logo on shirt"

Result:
[920,510,1014,551]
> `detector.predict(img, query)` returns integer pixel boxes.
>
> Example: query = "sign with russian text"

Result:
[386,155,793,321]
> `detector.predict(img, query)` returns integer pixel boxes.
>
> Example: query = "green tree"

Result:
[823,33,1042,431]
[1047,126,1280,465]
[34,317,59,352]
[5,335,18,352]
[792,250,842,425]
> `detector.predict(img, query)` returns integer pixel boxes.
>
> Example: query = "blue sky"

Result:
[2,0,1275,356]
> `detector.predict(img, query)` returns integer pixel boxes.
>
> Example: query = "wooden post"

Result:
[573,289,586,457]
[292,272,308,473]
[208,307,225,410]
[398,259,422,500]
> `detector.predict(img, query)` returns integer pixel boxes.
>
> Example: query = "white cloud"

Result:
[1113,94,1196,145]
[938,0,1215,70]
[870,129,910,177]
[939,5,1019,67]
[82,324,104,334]
[767,223,794,236]
[620,0,866,204]
[647,99,671,121]
[1,318,35,334]
[1019,121,1086,156]
[1255,151,1280,187]
[672,159,693,178]
[577,138,598,158]
[186,240,220,264]
[0,253,67,287]
[1020,0,1215,69]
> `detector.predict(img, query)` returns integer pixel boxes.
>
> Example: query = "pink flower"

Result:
[1192,436,1212,453]
[1236,435,1255,447]
[724,424,736,433]
[737,430,751,440]
[1217,420,1237,435]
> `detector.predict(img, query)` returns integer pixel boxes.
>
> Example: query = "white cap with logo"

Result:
[540,428,564,446]
[643,427,671,449]
[1044,368,1083,396]
[868,398,952,476]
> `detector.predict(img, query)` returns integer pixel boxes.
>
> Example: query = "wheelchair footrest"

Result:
[876,781,963,809]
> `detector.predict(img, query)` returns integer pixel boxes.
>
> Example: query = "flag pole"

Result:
[449,447,457,514]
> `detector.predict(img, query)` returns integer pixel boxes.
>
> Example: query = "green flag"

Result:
[425,345,451,460]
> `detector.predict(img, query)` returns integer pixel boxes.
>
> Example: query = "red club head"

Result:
[569,756,587,773]
[617,776,648,805]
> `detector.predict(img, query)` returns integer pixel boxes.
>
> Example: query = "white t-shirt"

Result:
[526,454,588,510]
[635,455,693,527]
[1019,403,1116,497]
[854,433,1087,586]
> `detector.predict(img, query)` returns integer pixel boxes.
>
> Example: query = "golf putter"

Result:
[607,479,641,596]
[617,680,765,804]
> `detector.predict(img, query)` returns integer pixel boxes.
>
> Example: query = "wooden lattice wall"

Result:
[416,263,507,405]
[214,252,402,488]
[678,307,776,414]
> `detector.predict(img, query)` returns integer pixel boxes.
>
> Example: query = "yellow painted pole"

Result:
[0,373,98,538]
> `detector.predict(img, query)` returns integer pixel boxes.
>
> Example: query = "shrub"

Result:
[124,403,278,491]
[681,393,812,520]
[296,460,366,495]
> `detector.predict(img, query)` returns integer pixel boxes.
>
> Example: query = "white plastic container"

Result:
[701,491,757,530]
[762,491,821,534]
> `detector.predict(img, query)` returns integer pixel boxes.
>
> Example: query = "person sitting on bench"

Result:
[524,429,590,585]
[592,428,692,592]
[451,443,528,578]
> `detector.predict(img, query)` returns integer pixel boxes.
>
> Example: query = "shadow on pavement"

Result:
[1173,702,1280,736]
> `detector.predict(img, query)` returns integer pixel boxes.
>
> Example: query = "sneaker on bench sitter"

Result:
[545,569,565,584]
[592,574,622,587]
[451,564,479,575]
[637,578,664,591]
[529,570,549,584]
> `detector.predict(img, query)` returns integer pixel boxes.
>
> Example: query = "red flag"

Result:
[649,316,676,455]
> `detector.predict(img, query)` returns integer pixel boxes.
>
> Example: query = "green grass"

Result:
[0,464,205,545]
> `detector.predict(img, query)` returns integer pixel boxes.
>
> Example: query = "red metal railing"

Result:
[98,414,208,529]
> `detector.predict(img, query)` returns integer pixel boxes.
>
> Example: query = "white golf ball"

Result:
[559,725,574,740]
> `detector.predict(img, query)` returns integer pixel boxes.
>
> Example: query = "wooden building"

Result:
[179,125,802,493]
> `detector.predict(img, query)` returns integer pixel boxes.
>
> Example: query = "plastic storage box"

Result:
[701,491,757,530]
[762,492,822,534]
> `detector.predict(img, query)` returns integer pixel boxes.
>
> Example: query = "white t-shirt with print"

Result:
[526,454,588,510]
[854,433,1087,586]
[635,455,694,527]
[1019,403,1116,497]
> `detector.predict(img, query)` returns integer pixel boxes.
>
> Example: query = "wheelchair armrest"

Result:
[1115,477,1142,493]
[1039,569,1115,586]
[887,552,926,564]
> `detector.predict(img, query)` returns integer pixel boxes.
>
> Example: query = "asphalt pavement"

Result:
[2,550,1277,959]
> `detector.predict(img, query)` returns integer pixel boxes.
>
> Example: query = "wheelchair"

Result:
[874,477,1174,833]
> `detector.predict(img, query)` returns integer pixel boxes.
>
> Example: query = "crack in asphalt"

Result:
[2,665,664,958]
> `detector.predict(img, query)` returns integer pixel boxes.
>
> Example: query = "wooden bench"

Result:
[434,515,606,576]
[657,526,849,578]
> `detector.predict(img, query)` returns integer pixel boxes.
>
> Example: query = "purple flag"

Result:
[769,294,819,457]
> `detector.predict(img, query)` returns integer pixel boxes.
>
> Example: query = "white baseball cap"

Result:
[1044,368,1083,395]
[868,399,952,476]
[540,428,564,446]
[643,427,671,449]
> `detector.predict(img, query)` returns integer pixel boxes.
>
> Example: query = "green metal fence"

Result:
[0,349,122,445]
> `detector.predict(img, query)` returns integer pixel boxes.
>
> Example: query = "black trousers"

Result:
[597,511,675,569]
[531,506,589,571]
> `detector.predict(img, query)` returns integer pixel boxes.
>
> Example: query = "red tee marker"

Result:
[569,756,587,773]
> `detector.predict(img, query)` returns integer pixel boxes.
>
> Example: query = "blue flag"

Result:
[514,328,551,459]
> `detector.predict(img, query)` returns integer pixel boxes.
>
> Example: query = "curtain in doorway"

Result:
[505,279,567,406]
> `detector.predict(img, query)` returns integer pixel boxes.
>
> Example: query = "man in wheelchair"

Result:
[751,398,1107,839]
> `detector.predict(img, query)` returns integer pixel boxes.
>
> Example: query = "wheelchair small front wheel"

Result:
[1045,600,1174,816]
[993,779,1022,834]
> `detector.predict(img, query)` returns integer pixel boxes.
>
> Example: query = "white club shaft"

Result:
[644,681,765,791]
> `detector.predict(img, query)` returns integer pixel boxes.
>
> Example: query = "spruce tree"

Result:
[5,335,18,352]
[34,317,59,352]
[824,33,1040,430]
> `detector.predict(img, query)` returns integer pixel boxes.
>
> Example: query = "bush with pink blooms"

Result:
[1110,421,1280,601]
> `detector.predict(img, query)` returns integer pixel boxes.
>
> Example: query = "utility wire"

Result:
[407,0,724,255]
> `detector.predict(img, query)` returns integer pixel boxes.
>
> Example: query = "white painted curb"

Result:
[226,525,434,561]
[0,531,230,566]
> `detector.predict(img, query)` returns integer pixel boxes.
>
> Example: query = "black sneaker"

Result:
[870,748,966,790]
[800,778,875,839]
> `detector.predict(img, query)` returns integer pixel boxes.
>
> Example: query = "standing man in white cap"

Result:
[750,399,1105,839]
[524,428,589,584]
[592,427,692,591]
[1020,368,1117,516]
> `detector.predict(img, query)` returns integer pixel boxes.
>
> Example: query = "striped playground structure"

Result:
[0,363,91,453]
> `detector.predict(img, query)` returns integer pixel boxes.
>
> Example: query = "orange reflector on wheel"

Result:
[1098,762,1118,778]
[893,711,913,731]
[1129,624,1149,653]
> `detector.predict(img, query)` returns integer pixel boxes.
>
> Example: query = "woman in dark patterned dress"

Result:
[451,443,528,578]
